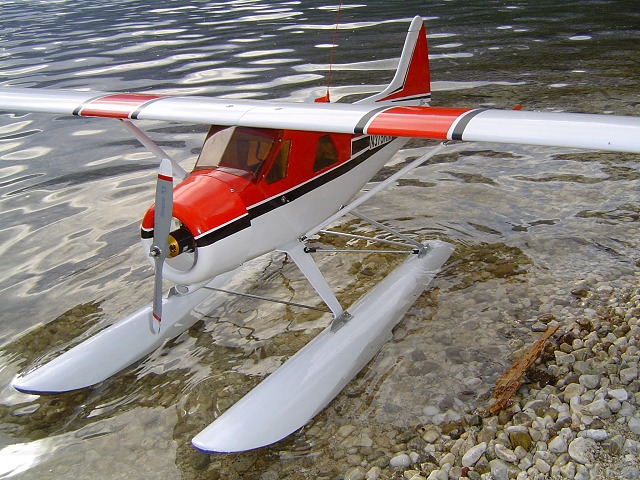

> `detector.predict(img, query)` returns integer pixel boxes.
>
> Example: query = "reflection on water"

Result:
[0,0,639,478]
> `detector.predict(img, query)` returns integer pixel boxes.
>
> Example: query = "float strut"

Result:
[279,241,346,324]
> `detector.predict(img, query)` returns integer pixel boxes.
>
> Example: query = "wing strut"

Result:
[304,142,449,239]
[120,119,188,180]
[281,142,449,330]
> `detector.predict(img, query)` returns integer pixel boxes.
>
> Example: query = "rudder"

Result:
[358,16,431,106]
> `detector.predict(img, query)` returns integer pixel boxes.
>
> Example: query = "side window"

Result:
[313,135,338,172]
[266,140,291,184]
[247,139,272,171]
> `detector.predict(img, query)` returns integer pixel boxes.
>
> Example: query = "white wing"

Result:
[1,87,639,153]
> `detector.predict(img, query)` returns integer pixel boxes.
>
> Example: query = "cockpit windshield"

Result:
[194,126,277,180]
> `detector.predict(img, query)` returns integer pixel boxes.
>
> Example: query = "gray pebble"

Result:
[365,466,381,480]
[549,435,568,454]
[579,374,600,389]
[461,442,486,467]
[585,399,611,419]
[555,351,575,366]
[628,417,640,435]
[568,437,595,465]
[344,466,366,480]
[608,388,629,402]
[535,458,551,474]
[619,367,638,384]
[488,459,509,480]
[389,453,411,468]
[563,383,586,401]
[494,443,517,463]
[580,429,608,441]
[560,462,577,479]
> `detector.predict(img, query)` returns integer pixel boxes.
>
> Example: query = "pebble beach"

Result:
[323,275,640,480]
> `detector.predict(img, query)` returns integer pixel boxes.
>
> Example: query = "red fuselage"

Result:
[141,126,403,286]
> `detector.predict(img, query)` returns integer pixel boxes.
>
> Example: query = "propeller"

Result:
[149,158,174,333]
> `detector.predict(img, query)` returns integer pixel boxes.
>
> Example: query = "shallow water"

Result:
[0,0,638,478]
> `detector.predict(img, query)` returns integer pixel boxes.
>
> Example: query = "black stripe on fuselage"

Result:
[247,136,395,220]
[140,137,396,246]
[140,215,251,248]
[194,215,251,248]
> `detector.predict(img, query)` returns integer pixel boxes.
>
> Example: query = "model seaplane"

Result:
[1,17,639,453]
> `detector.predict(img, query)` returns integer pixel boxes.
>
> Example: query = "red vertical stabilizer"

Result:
[358,16,431,106]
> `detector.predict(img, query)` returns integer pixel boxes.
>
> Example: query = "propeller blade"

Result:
[152,255,165,331]
[150,158,174,332]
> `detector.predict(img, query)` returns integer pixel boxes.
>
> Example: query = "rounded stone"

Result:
[426,470,447,480]
[555,351,576,366]
[563,383,586,402]
[366,466,381,480]
[606,435,625,456]
[608,398,622,413]
[338,425,357,438]
[581,429,608,442]
[535,458,551,474]
[514,446,528,460]
[488,459,509,480]
[628,417,640,435]
[578,374,600,389]
[344,466,366,480]
[422,405,440,417]
[549,435,568,454]
[508,430,532,451]
[439,452,455,467]
[619,402,635,417]
[422,429,440,443]
[560,462,576,479]
[585,399,611,419]
[494,444,518,463]
[461,442,487,467]
[568,437,595,465]
[619,368,638,385]
[390,453,411,468]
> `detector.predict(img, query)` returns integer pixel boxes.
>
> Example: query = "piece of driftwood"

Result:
[485,324,560,415]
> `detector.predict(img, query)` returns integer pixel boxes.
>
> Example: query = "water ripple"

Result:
[0,1,638,478]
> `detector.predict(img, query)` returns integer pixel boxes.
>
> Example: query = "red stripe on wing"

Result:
[365,106,472,139]
[77,93,162,119]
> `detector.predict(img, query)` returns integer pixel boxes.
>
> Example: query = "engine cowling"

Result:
[141,173,252,286]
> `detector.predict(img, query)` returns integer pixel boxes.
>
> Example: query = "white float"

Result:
[192,240,454,452]
[12,269,239,393]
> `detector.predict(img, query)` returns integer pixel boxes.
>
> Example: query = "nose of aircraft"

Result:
[141,172,253,286]
[170,173,250,243]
